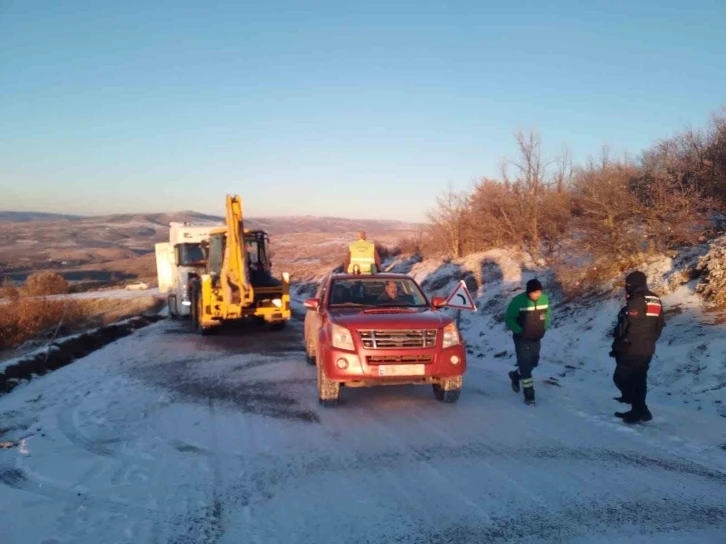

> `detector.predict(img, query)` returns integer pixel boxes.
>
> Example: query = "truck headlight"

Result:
[331,324,355,351]
[272,298,282,308]
[442,323,460,348]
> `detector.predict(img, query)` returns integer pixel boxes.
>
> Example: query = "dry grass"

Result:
[0,298,87,350]
[81,296,165,326]
[0,295,164,351]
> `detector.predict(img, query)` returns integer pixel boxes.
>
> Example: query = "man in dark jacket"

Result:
[610,271,666,423]
[505,279,551,405]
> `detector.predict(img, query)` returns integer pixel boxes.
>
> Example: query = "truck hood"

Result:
[329,307,450,329]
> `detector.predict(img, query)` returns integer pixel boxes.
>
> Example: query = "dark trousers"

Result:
[513,336,541,390]
[613,355,652,412]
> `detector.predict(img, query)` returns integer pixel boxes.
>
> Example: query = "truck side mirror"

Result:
[304,298,320,311]
[432,296,447,308]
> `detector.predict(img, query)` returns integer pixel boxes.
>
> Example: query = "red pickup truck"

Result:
[303,273,466,406]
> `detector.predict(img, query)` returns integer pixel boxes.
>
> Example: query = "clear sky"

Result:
[1,1,724,221]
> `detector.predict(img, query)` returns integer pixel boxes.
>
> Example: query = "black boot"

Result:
[613,396,631,404]
[623,407,652,423]
[523,387,535,406]
[614,410,632,419]
[508,371,520,393]
[622,411,643,424]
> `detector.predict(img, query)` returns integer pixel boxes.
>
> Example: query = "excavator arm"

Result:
[220,194,254,306]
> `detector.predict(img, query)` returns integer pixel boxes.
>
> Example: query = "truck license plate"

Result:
[377,364,425,377]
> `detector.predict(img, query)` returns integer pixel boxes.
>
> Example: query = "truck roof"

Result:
[169,222,222,244]
[329,272,414,281]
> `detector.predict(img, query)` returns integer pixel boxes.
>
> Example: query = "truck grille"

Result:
[367,354,434,365]
[358,329,437,349]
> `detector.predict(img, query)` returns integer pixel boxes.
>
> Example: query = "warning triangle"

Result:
[444,280,476,311]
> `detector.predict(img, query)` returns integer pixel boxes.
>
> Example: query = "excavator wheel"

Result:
[190,282,214,336]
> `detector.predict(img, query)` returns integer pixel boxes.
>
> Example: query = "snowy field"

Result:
[1,312,726,543]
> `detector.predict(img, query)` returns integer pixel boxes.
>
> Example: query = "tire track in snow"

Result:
[164,400,225,543]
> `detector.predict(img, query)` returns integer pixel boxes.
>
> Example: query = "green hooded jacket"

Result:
[505,292,551,341]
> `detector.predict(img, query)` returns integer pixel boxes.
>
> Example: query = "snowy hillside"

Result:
[293,244,726,420]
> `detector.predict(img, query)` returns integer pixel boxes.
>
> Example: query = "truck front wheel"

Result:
[433,376,462,404]
[168,295,178,320]
[317,358,340,407]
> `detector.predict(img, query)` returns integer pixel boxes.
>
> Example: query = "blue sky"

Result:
[1,0,724,221]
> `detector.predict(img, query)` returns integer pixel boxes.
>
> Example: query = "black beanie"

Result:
[526,279,543,293]
[625,271,647,294]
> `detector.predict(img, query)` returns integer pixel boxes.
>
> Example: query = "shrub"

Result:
[23,271,70,297]
[695,234,726,306]
[0,298,87,350]
[0,278,19,300]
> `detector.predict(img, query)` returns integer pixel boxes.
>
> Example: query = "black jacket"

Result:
[611,287,666,359]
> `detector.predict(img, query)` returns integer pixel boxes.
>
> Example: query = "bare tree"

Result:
[423,106,722,273]
[426,183,470,258]
[554,145,573,193]
[468,177,523,249]
[634,144,712,253]
[502,130,564,259]
[571,149,643,259]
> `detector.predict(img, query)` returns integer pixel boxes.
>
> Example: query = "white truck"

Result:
[155,221,222,318]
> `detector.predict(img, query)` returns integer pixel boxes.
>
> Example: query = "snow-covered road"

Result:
[1,317,725,543]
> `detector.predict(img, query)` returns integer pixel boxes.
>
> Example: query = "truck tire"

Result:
[269,321,286,331]
[317,357,340,407]
[189,287,198,329]
[433,376,462,404]
[168,295,178,320]
[305,339,316,366]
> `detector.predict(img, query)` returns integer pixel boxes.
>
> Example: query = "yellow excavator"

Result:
[189,194,291,334]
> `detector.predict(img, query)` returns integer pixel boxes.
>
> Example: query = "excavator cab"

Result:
[245,230,281,287]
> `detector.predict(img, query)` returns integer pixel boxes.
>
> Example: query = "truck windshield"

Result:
[328,278,428,307]
[178,243,205,265]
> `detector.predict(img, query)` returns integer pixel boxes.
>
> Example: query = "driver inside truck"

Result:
[376,280,412,304]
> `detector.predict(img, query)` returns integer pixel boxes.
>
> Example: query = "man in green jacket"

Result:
[505,279,551,405]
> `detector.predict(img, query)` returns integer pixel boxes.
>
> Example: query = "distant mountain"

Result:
[89,211,225,227]
[0,210,424,271]
[0,211,84,222]
[0,210,423,235]
[244,216,422,235]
